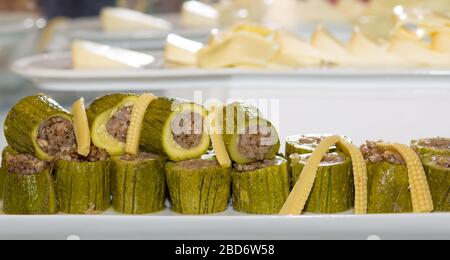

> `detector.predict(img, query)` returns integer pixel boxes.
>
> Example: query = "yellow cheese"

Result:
[72,98,91,157]
[271,30,325,67]
[181,1,219,28]
[164,34,203,66]
[72,40,155,69]
[389,28,450,67]
[100,7,172,32]
[431,31,450,53]
[207,105,232,168]
[348,29,409,67]
[311,26,358,66]
[197,31,279,68]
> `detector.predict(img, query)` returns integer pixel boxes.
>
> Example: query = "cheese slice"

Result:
[389,28,450,67]
[271,30,325,67]
[348,29,409,67]
[100,7,172,32]
[164,34,203,66]
[197,30,279,68]
[311,26,358,66]
[181,1,219,28]
[431,31,450,53]
[72,40,155,69]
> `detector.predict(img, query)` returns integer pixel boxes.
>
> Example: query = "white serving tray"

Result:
[0,200,449,240]
[11,52,450,92]
[46,16,210,52]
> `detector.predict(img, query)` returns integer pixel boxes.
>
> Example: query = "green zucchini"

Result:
[55,158,111,214]
[0,147,12,200]
[140,97,211,162]
[232,156,289,214]
[2,148,57,215]
[367,162,412,213]
[285,134,351,159]
[112,153,166,214]
[87,94,139,156]
[422,155,450,212]
[291,152,354,214]
[411,137,450,156]
[4,94,74,161]
[165,154,231,214]
[220,102,280,164]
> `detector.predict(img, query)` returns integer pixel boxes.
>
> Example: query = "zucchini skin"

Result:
[2,147,57,214]
[86,93,135,126]
[422,156,450,212]
[165,160,232,215]
[411,138,450,156]
[367,162,412,214]
[232,156,290,215]
[285,135,351,159]
[4,94,71,160]
[55,159,111,214]
[222,103,280,164]
[112,157,166,214]
[0,147,12,201]
[291,153,354,214]
[140,97,210,161]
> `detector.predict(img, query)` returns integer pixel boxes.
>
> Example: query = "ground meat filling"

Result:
[58,146,109,162]
[177,159,219,169]
[291,152,345,166]
[419,138,450,150]
[234,158,278,172]
[106,106,133,143]
[6,154,50,175]
[238,125,274,161]
[37,116,77,157]
[121,152,159,161]
[432,156,450,169]
[360,141,405,165]
[296,135,325,146]
[171,112,204,149]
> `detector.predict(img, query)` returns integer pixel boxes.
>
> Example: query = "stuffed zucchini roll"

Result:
[55,147,111,214]
[421,155,449,212]
[165,153,231,214]
[4,94,76,161]
[290,152,354,214]
[361,141,413,213]
[411,137,450,156]
[140,97,211,161]
[112,153,166,214]
[2,147,57,215]
[232,156,290,214]
[220,102,280,164]
[285,134,351,159]
[87,94,139,156]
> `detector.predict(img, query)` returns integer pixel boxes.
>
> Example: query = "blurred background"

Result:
[1,0,450,149]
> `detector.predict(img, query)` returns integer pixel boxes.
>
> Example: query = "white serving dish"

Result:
[0,199,449,240]
[46,15,211,52]
[11,51,450,91]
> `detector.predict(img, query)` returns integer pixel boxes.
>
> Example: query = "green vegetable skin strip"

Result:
[291,153,354,214]
[232,156,290,214]
[55,160,111,214]
[221,102,280,164]
[4,94,72,160]
[367,162,412,214]
[140,97,210,161]
[165,161,231,215]
[422,156,450,212]
[112,157,166,214]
